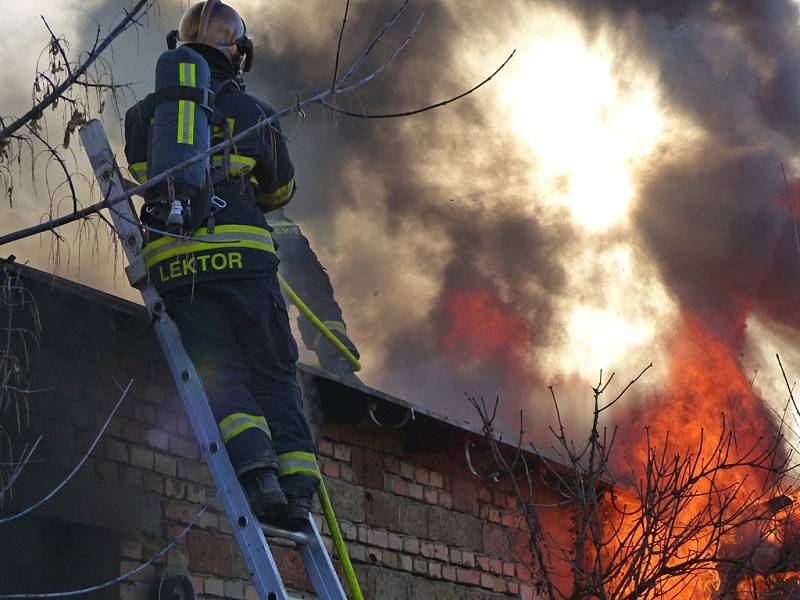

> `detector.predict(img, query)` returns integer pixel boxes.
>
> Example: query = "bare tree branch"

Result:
[0,379,132,525]
[0,504,208,598]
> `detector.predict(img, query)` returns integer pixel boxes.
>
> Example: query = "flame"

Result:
[603,314,784,598]
[442,287,533,373]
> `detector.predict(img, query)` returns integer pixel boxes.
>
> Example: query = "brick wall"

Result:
[0,265,575,599]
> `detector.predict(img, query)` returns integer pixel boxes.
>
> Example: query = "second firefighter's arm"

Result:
[251,102,296,212]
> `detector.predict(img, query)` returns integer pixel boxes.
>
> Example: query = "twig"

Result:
[0,379,132,524]
[0,505,208,598]
[0,0,150,142]
[322,49,516,119]
[330,0,351,107]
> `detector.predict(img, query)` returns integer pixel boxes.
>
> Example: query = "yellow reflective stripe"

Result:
[213,118,236,139]
[323,321,347,335]
[219,412,271,443]
[177,62,196,145]
[257,178,295,209]
[211,154,257,176]
[129,162,148,183]
[278,451,321,479]
[145,240,275,268]
[142,224,272,255]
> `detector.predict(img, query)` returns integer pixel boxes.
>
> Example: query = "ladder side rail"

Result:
[79,120,291,600]
[299,517,348,598]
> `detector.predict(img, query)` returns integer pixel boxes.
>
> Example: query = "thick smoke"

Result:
[563,1,800,338]
[36,0,800,437]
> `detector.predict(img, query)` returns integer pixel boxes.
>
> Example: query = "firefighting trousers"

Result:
[163,274,320,499]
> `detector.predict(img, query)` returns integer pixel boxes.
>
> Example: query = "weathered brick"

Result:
[340,464,354,482]
[399,500,429,539]
[223,581,245,600]
[370,541,393,566]
[96,459,119,481]
[324,478,365,522]
[157,409,178,432]
[478,487,492,503]
[318,438,335,456]
[477,555,490,571]
[135,404,156,425]
[366,490,400,531]
[408,483,424,501]
[120,539,142,560]
[322,458,341,478]
[204,577,224,597]
[388,532,403,551]
[492,576,506,593]
[370,569,412,600]
[171,437,197,460]
[480,573,494,589]
[429,507,482,552]
[144,383,165,404]
[414,467,430,485]
[490,559,502,574]
[429,471,444,488]
[413,557,427,574]
[187,531,232,577]
[270,546,310,592]
[429,561,442,579]
[333,442,351,462]
[457,568,481,586]
[451,477,480,516]
[367,548,382,564]
[166,500,198,524]
[442,565,457,582]
[130,446,154,470]
[439,491,453,509]
[462,550,476,568]
[391,477,409,497]
[434,543,449,562]
[503,561,516,577]
[244,583,258,600]
[154,453,177,476]
[399,554,413,572]
[420,541,434,558]
[483,523,510,555]
[349,543,367,562]
[423,487,438,505]
[106,438,129,463]
[121,420,146,444]
[400,462,414,480]
[403,537,420,554]
[165,478,186,499]
[186,484,206,504]
[368,529,389,548]
[145,428,169,450]
[384,456,400,474]
[143,472,163,493]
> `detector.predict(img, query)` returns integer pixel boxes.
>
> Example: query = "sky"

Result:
[3,0,800,443]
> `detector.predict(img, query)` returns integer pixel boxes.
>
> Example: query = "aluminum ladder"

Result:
[79,119,348,600]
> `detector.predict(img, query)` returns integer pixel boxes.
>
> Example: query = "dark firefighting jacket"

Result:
[123,56,295,293]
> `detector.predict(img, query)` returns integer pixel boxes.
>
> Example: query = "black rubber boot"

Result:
[242,468,287,524]
[281,495,313,531]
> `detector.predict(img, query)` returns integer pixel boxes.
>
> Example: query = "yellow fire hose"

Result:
[277,274,361,372]
[276,273,364,598]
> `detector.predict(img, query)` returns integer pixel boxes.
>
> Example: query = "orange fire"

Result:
[442,287,533,376]
[603,314,787,599]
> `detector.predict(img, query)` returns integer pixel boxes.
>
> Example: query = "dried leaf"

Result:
[63,110,86,149]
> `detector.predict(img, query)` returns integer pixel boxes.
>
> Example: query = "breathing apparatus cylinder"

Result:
[149,45,212,231]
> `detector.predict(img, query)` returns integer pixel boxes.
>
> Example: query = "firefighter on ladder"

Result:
[123,0,329,529]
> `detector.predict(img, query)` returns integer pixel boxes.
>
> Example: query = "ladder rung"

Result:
[261,522,311,546]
